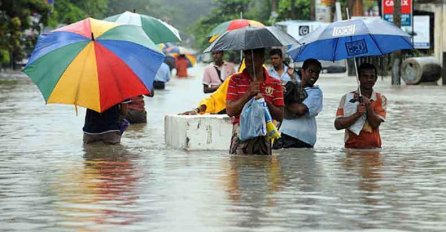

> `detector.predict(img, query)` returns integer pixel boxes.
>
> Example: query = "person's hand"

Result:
[179,108,199,115]
[360,95,371,106]
[356,103,367,117]
[254,93,264,99]
[247,81,261,97]
[179,105,206,115]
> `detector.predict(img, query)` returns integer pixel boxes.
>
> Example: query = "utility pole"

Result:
[391,0,402,85]
[310,0,315,20]
[443,3,446,86]
[352,0,364,16]
[271,0,277,13]
[270,0,278,24]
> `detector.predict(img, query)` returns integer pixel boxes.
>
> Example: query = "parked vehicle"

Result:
[275,20,328,42]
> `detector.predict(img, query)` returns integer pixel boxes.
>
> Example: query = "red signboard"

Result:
[382,0,412,14]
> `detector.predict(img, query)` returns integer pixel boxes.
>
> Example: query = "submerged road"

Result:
[1,64,446,231]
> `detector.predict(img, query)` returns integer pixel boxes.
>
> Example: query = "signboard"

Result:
[315,0,332,23]
[403,15,430,49]
[382,0,412,27]
[275,21,328,42]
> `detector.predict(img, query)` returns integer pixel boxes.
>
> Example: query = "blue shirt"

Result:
[279,86,323,146]
[155,63,171,83]
[268,65,294,84]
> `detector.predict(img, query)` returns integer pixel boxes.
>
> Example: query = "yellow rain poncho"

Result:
[198,58,266,114]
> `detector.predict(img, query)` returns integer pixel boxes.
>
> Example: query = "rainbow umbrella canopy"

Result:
[23,17,165,113]
[208,19,264,43]
[104,11,181,44]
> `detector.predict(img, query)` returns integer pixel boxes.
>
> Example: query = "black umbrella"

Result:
[203,26,299,52]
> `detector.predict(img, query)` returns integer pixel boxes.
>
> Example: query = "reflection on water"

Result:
[1,67,446,231]
[343,150,383,205]
[224,155,283,202]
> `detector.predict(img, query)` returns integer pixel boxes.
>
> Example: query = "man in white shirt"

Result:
[153,62,171,90]
[268,48,296,84]
[202,51,236,93]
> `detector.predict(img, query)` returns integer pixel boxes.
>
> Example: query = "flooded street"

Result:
[1,64,446,231]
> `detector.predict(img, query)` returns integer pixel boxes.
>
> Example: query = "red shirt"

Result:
[175,57,188,77]
[127,95,145,112]
[336,91,387,149]
[226,67,284,124]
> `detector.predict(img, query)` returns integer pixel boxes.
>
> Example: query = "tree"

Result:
[0,0,112,69]
[0,0,51,69]
[191,0,271,50]
[48,0,109,26]
[276,0,311,21]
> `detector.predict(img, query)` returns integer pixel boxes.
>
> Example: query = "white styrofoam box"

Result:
[164,114,233,151]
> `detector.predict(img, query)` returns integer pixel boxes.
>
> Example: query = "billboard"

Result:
[315,0,332,23]
[408,16,430,49]
[382,0,412,27]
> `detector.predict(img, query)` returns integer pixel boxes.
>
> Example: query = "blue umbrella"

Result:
[287,17,413,62]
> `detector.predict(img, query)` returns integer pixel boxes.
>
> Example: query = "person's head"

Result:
[301,58,322,87]
[269,49,283,69]
[211,51,224,64]
[357,63,377,90]
[243,48,265,75]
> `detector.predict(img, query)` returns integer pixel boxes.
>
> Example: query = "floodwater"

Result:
[1,64,446,231]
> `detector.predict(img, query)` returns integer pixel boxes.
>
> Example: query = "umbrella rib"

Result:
[332,38,340,62]
[369,34,384,55]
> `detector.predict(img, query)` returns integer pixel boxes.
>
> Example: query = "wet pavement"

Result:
[1,64,446,231]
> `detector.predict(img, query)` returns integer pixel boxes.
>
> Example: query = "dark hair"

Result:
[269,49,283,58]
[357,63,377,77]
[302,58,321,70]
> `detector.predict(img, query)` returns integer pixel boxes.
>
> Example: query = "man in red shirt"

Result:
[334,63,387,149]
[226,48,284,155]
[175,54,189,78]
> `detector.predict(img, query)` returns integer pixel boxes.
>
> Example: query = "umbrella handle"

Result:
[251,50,256,82]
[353,57,361,97]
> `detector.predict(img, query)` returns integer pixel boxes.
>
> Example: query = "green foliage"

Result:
[276,0,311,21]
[191,0,271,51]
[104,0,215,48]
[0,0,50,68]
[48,0,109,26]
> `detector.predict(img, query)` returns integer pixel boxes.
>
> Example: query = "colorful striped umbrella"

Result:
[171,54,196,68]
[163,45,196,67]
[208,19,264,43]
[104,11,181,44]
[23,17,165,113]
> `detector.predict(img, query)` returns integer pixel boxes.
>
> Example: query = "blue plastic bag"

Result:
[239,97,266,141]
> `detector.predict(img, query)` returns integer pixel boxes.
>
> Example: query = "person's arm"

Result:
[362,96,384,128]
[291,88,323,118]
[202,67,215,93]
[203,84,219,93]
[265,100,284,122]
[286,102,308,117]
[179,104,207,115]
[226,81,260,117]
[334,103,366,130]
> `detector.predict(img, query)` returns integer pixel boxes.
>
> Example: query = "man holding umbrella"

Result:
[226,48,284,155]
[204,26,297,155]
[334,63,387,149]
